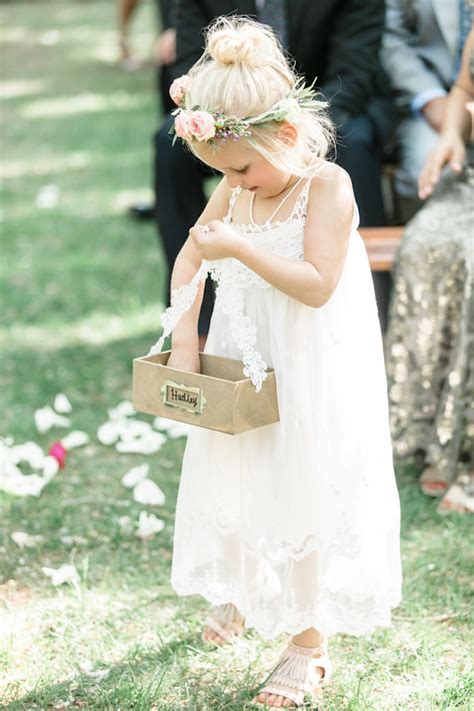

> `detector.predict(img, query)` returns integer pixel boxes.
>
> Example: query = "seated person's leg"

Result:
[394,116,439,221]
[154,114,214,336]
[335,114,390,332]
[335,114,386,227]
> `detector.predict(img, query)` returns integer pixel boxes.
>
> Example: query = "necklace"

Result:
[249,173,306,228]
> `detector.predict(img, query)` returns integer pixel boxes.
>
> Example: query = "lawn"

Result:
[0,3,473,710]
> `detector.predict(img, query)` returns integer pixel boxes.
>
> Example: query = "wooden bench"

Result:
[359,226,404,272]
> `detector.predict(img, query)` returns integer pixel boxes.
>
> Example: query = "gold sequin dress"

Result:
[385,164,474,502]
[386,34,474,510]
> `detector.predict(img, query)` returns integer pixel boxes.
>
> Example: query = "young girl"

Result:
[160,17,402,708]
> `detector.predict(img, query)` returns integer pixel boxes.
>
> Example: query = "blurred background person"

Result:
[382,0,472,220]
[154,0,395,340]
[117,0,176,89]
[126,0,177,220]
[154,0,176,114]
[117,0,143,69]
[385,26,474,514]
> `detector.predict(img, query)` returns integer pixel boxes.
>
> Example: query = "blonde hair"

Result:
[185,16,335,176]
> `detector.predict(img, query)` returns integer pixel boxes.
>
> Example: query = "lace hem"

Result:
[170,577,401,640]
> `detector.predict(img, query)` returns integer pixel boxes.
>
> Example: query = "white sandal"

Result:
[253,638,332,707]
[202,602,246,644]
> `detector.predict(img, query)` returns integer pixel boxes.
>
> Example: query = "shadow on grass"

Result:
[2,633,267,711]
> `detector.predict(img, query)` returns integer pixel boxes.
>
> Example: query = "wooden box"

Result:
[132,351,279,435]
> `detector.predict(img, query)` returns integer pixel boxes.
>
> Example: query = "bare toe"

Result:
[203,627,224,644]
[211,630,225,644]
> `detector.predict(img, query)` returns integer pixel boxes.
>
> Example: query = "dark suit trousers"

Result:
[154,114,214,335]
[154,113,390,335]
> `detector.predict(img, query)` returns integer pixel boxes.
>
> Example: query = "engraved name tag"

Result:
[160,380,207,416]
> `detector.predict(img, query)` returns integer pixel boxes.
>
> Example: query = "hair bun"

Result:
[207,21,276,68]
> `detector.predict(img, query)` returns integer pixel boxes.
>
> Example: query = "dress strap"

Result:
[226,186,242,223]
[249,175,312,227]
[287,178,312,222]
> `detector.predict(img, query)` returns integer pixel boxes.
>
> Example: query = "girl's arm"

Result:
[190,165,353,309]
[418,29,474,199]
[166,176,231,370]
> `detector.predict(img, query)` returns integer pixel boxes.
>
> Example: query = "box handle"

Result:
[160,379,207,416]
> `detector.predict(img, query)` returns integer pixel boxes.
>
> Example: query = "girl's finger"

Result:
[418,164,435,198]
[207,219,221,232]
[450,144,465,173]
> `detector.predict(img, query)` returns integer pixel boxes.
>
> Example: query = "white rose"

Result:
[280,98,302,125]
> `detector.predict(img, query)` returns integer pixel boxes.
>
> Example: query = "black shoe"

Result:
[128,202,155,221]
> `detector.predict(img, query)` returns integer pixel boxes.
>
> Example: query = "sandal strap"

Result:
[258,639,332,706]
[204,603,245,641]
[258,683,305,706]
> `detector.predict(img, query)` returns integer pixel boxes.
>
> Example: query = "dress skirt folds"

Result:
[169,183,402,639]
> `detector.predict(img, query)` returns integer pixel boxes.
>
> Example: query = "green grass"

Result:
[1,3,473,710]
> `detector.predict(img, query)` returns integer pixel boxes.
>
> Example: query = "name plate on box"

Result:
[160,379,207,416]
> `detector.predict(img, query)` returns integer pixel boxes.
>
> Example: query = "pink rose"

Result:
[188,111,216,142]
[174,111,192,140]
[169,75,190,107]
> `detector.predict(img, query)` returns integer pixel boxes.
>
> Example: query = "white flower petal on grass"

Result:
[35,405,71,434]
[60,534,88,546]
[133,478,165,506]
[118,515,133,531]
[42,564,80,589]
[0,468,47,497]
[35,184,59,208]
[54,393,72,413]
[116,431,166,455]
[98,419,152,446]
[97,421,122,446]
[10,441,45,469]
[79,661,109,680]
[0,442,17,474]
[153,417,175,432]
[153,417,191,438]
[166,422,191,439]
[136,511,164,539]
[42,456,60,482]
[118,419,154,443]
[39,30,60,46]
[11,531,44,548]
[108,400,136,420]
[0,461,23,480]
[85,668,109,680]
[0,443,56,497]
[121,464,149,488]
[120,420,153,442]
[61,430,89,450]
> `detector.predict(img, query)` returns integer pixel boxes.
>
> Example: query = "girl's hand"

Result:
[418,133,465,199]
[167,347,201,374]
[189,220,243,261]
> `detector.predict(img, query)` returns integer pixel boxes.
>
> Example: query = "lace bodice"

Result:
[148,180,311,391]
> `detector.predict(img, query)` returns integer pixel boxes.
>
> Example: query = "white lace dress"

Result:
[163,181,402,640]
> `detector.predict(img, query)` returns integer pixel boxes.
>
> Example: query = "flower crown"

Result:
[168,74,320,144]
